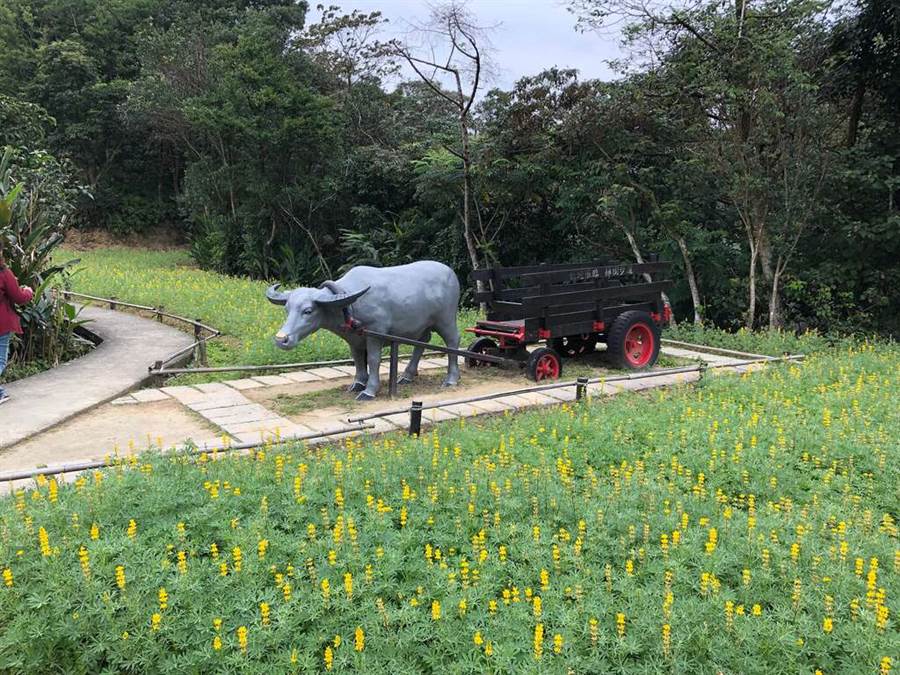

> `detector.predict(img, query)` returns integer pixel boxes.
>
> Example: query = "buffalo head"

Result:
[266,282,369,350]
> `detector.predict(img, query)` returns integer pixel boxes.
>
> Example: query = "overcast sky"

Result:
[312,0,624,91]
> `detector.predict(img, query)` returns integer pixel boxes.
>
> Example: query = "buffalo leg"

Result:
[400,331,431,384]
[358,336,383,400]
[435,320,460,387]
[348,346,368,392]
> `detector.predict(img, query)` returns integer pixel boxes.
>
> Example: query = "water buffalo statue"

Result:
[266,261,461,400]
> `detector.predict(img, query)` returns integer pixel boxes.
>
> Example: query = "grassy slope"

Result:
[58,247,480,374]
[0,345,896,673]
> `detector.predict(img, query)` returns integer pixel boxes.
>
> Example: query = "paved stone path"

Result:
[0,305,195,449]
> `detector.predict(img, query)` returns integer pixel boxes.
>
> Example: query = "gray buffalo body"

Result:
[266,261,461,399]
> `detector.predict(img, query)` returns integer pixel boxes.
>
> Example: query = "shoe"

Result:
[0,391,8,405]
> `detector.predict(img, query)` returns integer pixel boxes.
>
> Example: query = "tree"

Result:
[391,2,494,287]
[571,0,839,329]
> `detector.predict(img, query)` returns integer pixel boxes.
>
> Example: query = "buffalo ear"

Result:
[266,284,289,306]
[314,285,370,308]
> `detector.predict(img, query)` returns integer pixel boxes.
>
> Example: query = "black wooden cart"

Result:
[466,260,673,381]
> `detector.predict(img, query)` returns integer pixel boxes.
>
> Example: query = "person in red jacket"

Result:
[0,248,34,404]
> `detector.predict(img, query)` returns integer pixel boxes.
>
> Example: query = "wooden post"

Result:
[409,401,423,436]
[195,320,208,367]
[109,296,118,311]
[156,306,164,322]
[388,341,399,398]
[150,360,164,387]
[576,376,588,401]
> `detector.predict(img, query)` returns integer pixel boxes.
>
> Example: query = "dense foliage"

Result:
[0,95,86,374]
[0,0,897,334]
[0,345,896,672]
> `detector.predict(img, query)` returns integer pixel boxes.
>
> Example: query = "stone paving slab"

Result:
[441,402,485,418]
[225,378,266,390]
[111,395,139,405]
[128,389,167,403]
[494,394,538,409]
[514,391,559,407]
[307,366,350,379]
[541,387,578,402]
[424,407,460,423]
[361,418,401,434]
[185,394,249,412]
[252,375,294,387]
[331,366,357,377]
[0,304,195,449]
[195,382,235,395]
[467,398,512,413]
[382,413,411,429]
[283,370,322,383]
[205,407,281,426]
[162,385,207,404]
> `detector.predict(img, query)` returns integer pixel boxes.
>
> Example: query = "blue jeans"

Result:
[0,332,9,394]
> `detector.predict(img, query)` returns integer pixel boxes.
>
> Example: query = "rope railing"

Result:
[62,290,221,371]
[347,353,806,434]
[0,422,375,483]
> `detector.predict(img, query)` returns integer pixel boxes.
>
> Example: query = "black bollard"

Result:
[409,401,423,436]
[576,376,588,401]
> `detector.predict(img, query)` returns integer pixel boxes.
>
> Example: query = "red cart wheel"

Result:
[527,347,562,381]
[465,337,500,368]
[550,334,598,358]
[607,310,661,370]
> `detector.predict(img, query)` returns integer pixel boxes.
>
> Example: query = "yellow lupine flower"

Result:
[78,546,91,579]
[553,633,564,654]
[431,600,441,620]
[344,572,353,599]
[237,626,248,653]
[151,613,161,631]
[115,565,126,590]
[2,568,13,587]
[354,626,364,652]
[533,623,544,659]
[324,645,334,670]
[38,527,51,557]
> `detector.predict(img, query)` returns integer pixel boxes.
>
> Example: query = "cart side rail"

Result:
[471,260,671,307]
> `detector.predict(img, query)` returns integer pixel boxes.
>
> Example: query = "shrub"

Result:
[0,146,86,370]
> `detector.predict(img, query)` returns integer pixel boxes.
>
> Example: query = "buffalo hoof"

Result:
[348,381,366,392]
[441,379,460,388]
[398,375,415,385]
[355,392,375,401]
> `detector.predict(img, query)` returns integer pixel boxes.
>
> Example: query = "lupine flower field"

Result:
[0,344,896,673]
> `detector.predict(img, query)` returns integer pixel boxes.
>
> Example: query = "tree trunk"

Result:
[846,81,865,148]
[459,117,486,312]
[768,265,783,330]
[676,235,702,324]
[746,244,757,329]
[621,225,676,324]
